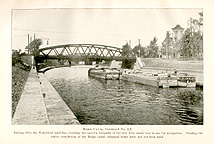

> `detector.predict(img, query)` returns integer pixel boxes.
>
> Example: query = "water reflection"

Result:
[45,66,203,125]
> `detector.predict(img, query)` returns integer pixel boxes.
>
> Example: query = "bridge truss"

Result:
[38,44,135,61]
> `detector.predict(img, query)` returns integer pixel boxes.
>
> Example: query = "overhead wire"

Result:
[12,28,131,47]
[12,35,27,37]
[13,28,129,37]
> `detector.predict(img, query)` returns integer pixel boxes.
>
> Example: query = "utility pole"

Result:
[30,36,32,43]
[138,39,141,57]
[27,34,30,46]
[34,33,36,40]
[27,34,30,54]
[129,40,131,48]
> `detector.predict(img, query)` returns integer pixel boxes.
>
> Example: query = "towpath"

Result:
[12,68,80,125]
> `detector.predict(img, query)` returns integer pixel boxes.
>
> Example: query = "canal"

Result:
[45,66,203,125]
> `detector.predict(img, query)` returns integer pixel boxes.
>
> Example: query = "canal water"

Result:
[45,66,203,125]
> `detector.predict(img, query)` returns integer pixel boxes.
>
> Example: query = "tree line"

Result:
[121,36,159,58]
[122,12,203,60]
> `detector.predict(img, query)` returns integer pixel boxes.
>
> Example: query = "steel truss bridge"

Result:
[38,44,136,63]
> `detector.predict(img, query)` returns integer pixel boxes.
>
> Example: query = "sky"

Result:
[12,8,202,52]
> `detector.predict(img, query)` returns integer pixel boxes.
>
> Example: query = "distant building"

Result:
[171,24,185,58]
[172,24,184,42]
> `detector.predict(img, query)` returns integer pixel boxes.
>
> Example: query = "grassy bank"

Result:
[12,64,30,117]
[141,58,203,71]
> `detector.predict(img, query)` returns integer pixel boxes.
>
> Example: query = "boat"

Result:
[88,67,121,80]
[177,73,196,87]
[121,69,178,88]
[121,69,197,88]
[158,73,178,88]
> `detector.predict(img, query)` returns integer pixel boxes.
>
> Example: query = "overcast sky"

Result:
[12,8,202,51]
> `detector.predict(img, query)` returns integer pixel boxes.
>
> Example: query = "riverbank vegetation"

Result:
[12,49,31,117]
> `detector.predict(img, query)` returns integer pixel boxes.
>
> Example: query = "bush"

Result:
[12,49,22,66]
[12,49,31,71]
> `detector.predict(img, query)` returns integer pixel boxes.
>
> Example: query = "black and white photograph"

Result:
[11,8,203,125]
[2,0,214,143]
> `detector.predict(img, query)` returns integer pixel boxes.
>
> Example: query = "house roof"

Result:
[172,24,184,30]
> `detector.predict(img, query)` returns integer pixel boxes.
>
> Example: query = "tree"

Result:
[12,49,22,66]
[27,39,42,56]
[121,43,135,69]
[27,39,42,69]
[179,12,203,60]
[161,31,173,59]
[189,12,203,35]
[179,29,203,59]
[179,29,192,58]
[145,37,159,58]
[121,43,132,57]
[133,44,145,57]
[192,12,203,59]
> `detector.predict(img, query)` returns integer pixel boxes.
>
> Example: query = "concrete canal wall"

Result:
[12,68,80,125]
